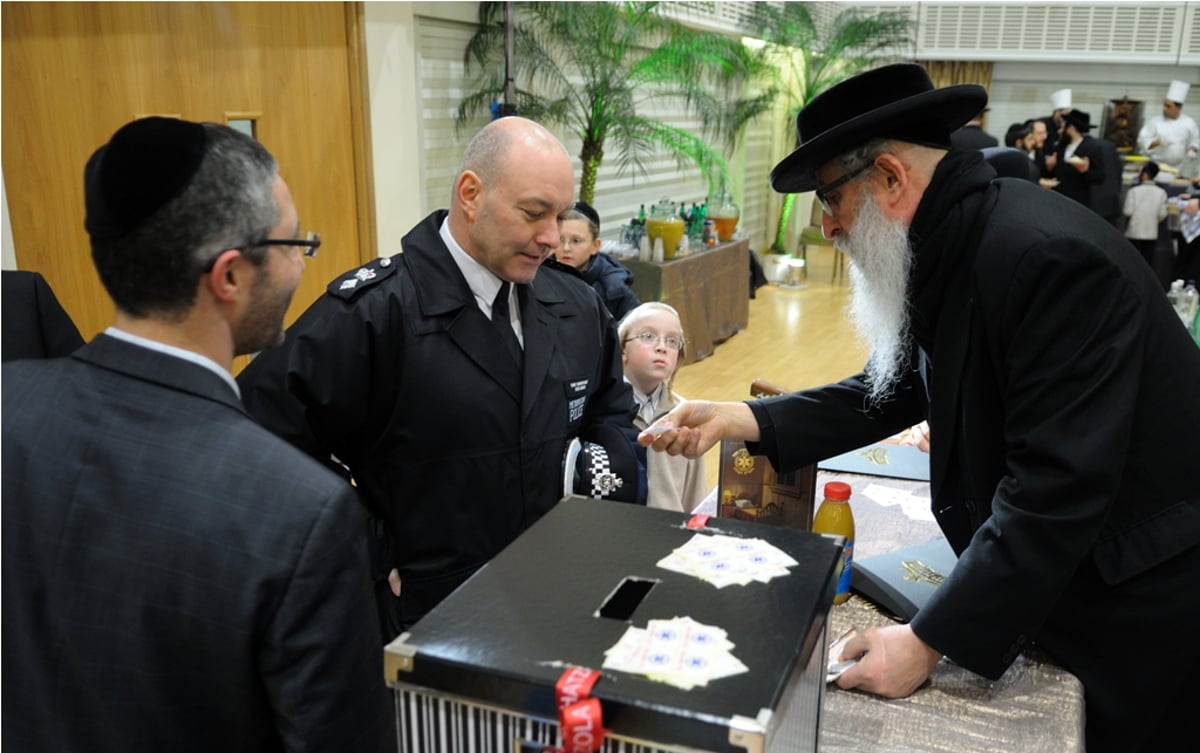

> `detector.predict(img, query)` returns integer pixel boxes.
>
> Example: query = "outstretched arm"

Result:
[637,400,759,459]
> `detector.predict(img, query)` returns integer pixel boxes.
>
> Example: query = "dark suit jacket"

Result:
[1,270,84,361]
[2,335,392,753]
[1051,135,1106,208]
[1088,136,1123,225]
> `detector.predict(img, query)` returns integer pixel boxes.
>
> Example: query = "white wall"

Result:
[2,171,16,270]
[364,2,424,255]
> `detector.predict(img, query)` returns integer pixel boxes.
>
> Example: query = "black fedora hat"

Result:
[770,63,988,194]
[1062,109,1095,132]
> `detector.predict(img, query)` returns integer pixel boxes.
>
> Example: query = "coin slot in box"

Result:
[595,576,658,621]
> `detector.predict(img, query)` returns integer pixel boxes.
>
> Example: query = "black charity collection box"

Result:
[384,497,842,753]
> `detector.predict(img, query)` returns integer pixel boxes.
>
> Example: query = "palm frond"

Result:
[456,1,762,202]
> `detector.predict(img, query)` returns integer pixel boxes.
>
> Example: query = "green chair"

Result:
[798,200,845,282]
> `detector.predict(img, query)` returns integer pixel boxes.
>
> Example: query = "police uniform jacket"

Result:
[238,211,635,627]
[745,150,1200,686]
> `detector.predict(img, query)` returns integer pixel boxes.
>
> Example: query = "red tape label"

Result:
[686,513,710,529]
[553,667,605,753]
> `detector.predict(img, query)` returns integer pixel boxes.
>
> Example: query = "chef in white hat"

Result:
[1039,89,1073,172]
[1137,80,1200,170]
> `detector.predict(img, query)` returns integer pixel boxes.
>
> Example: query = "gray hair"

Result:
[91,123,278,319]
[832,137,943,190]
[834,137,893,176]
[458,122,512,188]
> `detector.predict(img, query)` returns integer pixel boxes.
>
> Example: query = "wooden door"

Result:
[2,2,375,359]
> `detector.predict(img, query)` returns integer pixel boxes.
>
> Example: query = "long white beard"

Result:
[835,191,915,405]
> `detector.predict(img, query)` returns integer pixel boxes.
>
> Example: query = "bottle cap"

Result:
[823,481,851,501]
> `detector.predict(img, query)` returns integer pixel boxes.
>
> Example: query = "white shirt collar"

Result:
[104,326,240,397]
[440,217,507,318]
[628,379,666,424]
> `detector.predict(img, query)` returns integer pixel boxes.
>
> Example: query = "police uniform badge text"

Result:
[565,378,589,423]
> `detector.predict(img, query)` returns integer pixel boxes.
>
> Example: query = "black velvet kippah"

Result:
[84,117,208,240]
[573,200,601,229]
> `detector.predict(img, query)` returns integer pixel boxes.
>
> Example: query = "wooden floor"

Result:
[671,246,868,491]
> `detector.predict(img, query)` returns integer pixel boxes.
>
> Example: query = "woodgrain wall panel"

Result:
[2,2,372,346]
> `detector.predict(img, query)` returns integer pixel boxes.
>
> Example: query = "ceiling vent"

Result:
[915,2,1188,63]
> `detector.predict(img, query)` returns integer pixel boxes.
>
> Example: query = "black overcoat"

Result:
[747,152,1200,709]
[239,211,635,627]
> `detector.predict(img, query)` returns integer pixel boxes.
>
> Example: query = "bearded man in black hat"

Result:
[1048,109,1123,227]
[2,118,391,753]
[1048,109,1104,201]
[641,63,1200,753]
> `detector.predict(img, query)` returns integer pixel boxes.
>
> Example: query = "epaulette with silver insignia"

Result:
[327,255,399,300]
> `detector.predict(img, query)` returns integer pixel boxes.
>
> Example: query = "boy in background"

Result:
[1123,160,1168,267]
[553,201,640,321]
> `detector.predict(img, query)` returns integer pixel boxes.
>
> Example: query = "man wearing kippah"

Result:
[2,118,391,753]
[548,200,641,321]
[641,63,1200,753]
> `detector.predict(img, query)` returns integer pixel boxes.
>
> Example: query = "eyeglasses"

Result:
[815,162,875,216]
[249,231,321,258]
[202,231,321,273]
[625,331,684,351]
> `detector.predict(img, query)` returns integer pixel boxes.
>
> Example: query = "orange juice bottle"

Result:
[813,481,855,605]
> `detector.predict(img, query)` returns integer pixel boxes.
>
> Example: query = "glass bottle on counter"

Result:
[813,481,855,605]
[708,187,740,242]
[645,197,685,260]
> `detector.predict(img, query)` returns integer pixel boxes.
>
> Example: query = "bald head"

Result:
[457,117,571,189]
[449,117,577,283]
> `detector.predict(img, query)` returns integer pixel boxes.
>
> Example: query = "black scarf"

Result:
[906,149,998,352]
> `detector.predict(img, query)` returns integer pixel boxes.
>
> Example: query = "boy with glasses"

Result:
[619,302,706,513]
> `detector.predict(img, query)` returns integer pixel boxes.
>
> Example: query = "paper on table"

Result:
[603,616,748,690]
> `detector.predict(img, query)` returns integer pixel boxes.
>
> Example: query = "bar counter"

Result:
[622,237,750,365]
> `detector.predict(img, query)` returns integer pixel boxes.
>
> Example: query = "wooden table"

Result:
[622,238,750,364]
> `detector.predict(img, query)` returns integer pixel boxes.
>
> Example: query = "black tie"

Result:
[492,282,523,365]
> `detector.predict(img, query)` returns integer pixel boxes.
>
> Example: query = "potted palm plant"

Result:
[457,1,774,205]
[740,3,912,255]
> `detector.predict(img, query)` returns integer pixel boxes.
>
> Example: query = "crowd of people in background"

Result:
[966,80,1200,286]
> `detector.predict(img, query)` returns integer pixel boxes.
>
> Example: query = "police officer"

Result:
[238,117,636,638]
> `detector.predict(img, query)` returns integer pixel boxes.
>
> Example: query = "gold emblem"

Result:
[732,448,755,475]
[900,560,946,587]
[858,446,890,465]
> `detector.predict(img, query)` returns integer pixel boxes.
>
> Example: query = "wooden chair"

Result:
[715,379,817,530]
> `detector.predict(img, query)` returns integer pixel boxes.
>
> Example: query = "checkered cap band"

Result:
[584,442,624,498]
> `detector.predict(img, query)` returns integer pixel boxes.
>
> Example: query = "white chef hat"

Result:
[1050,89,1072,109]
[1167,80,1190,105]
